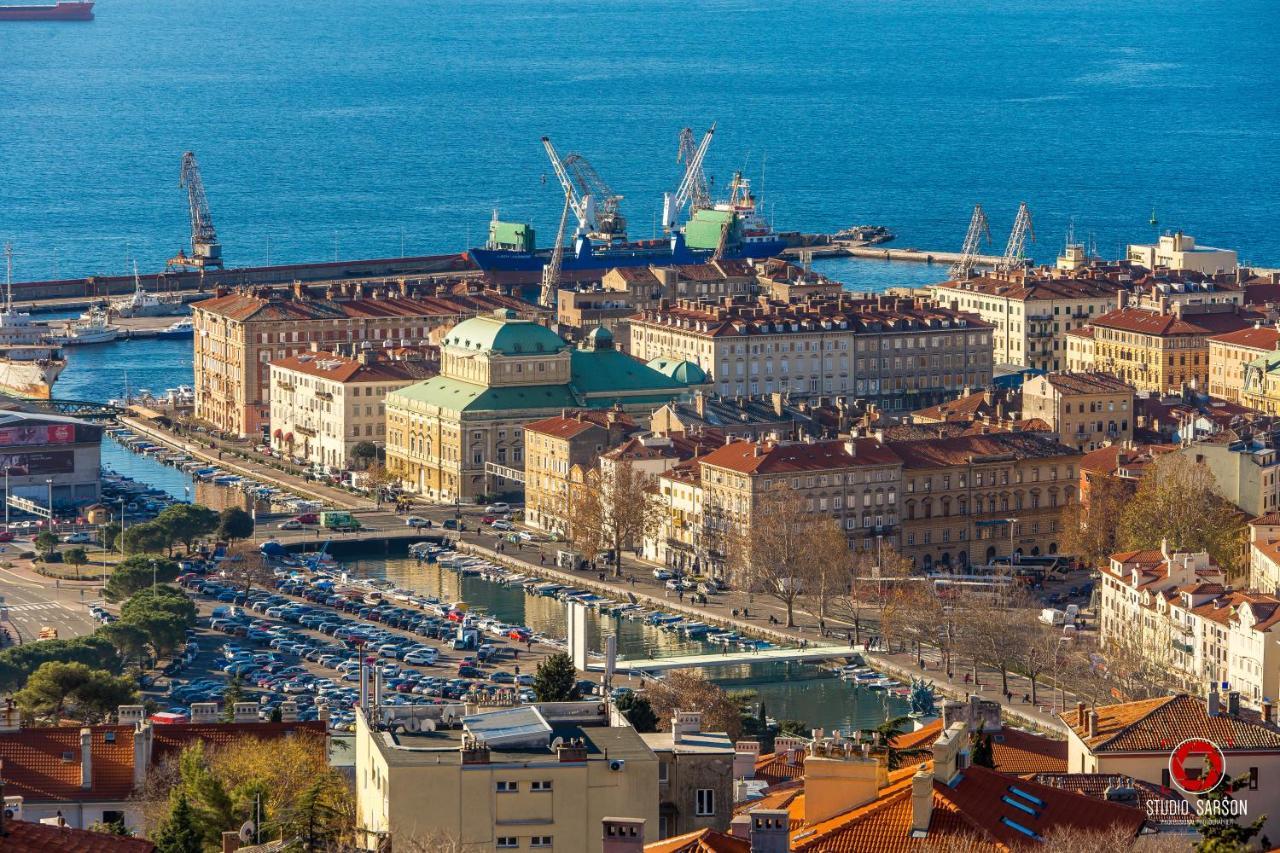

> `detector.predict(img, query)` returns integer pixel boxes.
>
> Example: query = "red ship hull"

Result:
[0,1,94,20]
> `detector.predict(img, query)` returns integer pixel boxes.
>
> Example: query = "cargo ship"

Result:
[0,1,94,21]
[0,346,66,399]
[469,172,786,284]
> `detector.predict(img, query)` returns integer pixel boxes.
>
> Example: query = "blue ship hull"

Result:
[468,233,786,278]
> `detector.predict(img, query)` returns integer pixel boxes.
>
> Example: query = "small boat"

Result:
[155,317,195,338]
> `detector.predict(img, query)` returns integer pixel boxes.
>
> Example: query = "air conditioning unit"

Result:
[608,759,626,772]
[3,795,21,822]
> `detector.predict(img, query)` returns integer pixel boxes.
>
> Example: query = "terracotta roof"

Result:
[698,438,901,476]
[193,291,529,323]
[734,782,804,817]
[269,350,435,383]
[0,819,156,853]
[911,391,1007,424]
[1091,307,1255,337]
[149,720,327,762]
[1209,325,1280,351]
[1027,773,1196,828]
[0,726,136,802]
[1036,372,1134,395]
[1060,694,1280,753]
[886,432,1077,469]
[1065,326,1095,340]
[754,750,807,785]
[987,728,1068,775]
[644,828,749,853]
[936,273,1126,302]
[523,411,622,440]
[889,720,942,751]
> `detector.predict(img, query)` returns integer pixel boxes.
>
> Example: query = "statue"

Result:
[908,677,938,718]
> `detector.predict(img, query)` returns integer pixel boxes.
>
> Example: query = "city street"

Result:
[0,564,99,645]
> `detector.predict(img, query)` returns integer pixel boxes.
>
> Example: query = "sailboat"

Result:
[109,263,187,318]
[0,244,65,399]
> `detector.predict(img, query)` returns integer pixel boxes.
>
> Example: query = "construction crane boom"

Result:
[541,137,594,242]
[540,195,573,309]
[677,127,712,213]
[662,123,715,232]
[951,203,991,278]
[563,153,626,239]
[169,151,223,270]
[998,202,1035,271]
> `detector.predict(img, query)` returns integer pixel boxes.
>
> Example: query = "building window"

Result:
[658,762,669,783]
[531,837,553,848]
[696,788,716,816]
[497,838,519,849]
[496,781,518,793]
[531,780,553,791]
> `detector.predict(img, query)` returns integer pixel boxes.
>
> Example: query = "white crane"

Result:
[541,136,595,245]
[563,152,626,240]
[677,127,712,213]
[997,202,1035,272]
[539,196,573,309]
[951,203,991,278]
[168,151,223,270]
[661,123,715,232]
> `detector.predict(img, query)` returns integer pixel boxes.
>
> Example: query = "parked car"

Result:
[294,513,319,525]
[485,503,511,514]
[492,520,513,531]
[404,516,430,528]
[61,531,94,544]
[277,519,302,530]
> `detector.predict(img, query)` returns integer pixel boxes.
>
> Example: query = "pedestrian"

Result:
[743,607,749,618]
[678,591,684,603]
[540,554,546,565]
[732,608,738,618]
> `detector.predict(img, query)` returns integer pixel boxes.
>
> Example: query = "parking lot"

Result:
[159,553,592,732]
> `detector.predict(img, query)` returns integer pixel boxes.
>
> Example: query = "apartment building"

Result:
[385,316,697,503]
[931,270,1125,372]
[638,712,735,839]
[884,432,1079,572]
[626,294,993,413]
[1020,372,1135,452]
[1080,305,1253,394]
[1182,428,1280,517]
[691,437,903,582]
[1126,231,1238,275]
[1208,324,1280,402]
[354,702,658,852]
[646,459,705,573]
[1250,513,1280,594]
[522,410,637,537]
[267,345,436,472]
[192,282,535,437]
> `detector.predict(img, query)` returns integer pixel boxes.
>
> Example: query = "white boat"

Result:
[0,251,64,398]
[110,263,188,318]
[155,317,194,338]
[49,309,120,346]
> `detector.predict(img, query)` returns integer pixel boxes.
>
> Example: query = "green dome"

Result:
[645,357,707,385]
[444,311,566,356]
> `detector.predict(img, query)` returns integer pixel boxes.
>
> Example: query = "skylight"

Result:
[1001,795,1038,817]
[1008,786,1045,808]
[1000,817,1042,841]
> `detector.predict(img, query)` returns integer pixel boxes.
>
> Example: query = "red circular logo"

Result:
[1169,738,1227,794]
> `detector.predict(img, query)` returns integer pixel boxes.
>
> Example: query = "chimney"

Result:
[190,702,218,724]
[729,814,751,839]
[1265,700,1275,725]
[803,745,883,823]
[233,702,259,724]
[133,720,151,791]
[910,764,934,833]
[672,710,702,745]
[602,817,645,853]
[281,701,299,723]
[1208,684,1221,717]
[1228,691,1241,717]
[748,810,789,853]
[0,700,18,733]
[292,280,306,300]
[733,741,761,780]
[117,705,145,727]
[78,728,93,791]
[1076,701,1086,728]
[221,832,243,853]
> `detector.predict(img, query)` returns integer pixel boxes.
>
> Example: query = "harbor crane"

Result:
[997,202,1035,272]
[677,127,712,213]
[539,196,572,309]
[950,203,991,278]
[167,151,224,271]
[541,136,595,247]
[563,153,626,240]
[662,123,715,232]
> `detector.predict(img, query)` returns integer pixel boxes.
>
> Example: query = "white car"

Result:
[404,650,438,666]
[652,569,672,581]
[61,532,94,544]
[277,519,302,530]
[485,502,511,514]
[491,520,513,531]
[404,516,429,528]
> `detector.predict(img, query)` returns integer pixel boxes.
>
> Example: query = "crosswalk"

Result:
[1,602,68,614]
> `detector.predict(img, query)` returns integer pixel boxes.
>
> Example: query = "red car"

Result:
[481,515,496,525]
[294,513,319,525]
[0,531,15,543]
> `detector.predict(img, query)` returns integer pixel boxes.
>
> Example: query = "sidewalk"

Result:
[452,533,1073,735]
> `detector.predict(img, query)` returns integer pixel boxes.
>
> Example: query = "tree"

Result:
[13,660,136,721]
[155,504,219,553]
[151,792,203,853]
[64,546,88,579]
[970,733,995,768]
[99,621,150,668]
[217,507,254,542]
[801,518,855,624]
[569,461,663,576]
[645,669,745,740]
[533,652,580,702]
[871,715,933,770]
[103,555,180,602]
[958,588,1034,695]
[726,482,838,627]
[123,521,172,556]
[0,634,122,692]
[33,530,58,559]
[362,464,399,505]
[1061,473,1131,570]
[1118,454,1249,581]
[222,544,275,600]
[99,521,121,551]
[119,585,197,659]
[614,693,658,733]
[352,441,380,469]
[221,676,246,722]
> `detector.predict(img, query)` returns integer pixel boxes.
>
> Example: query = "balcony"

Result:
[295,425,317,438]
[315,391,333,402]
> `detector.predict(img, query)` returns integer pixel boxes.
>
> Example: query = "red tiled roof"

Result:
[269,350,435,383]
[698,439,901,476]
[523,412,615,440]
[1038,372,1134,395]
[149,720,327,762]
[0,726,136,802]
[936,273,1126,302]
[754,750,807,785]
[988,728,1068,775]
[1060,694,1280,753]
[0,819,155,853]
[886,432,1077,469]
[1209,325,1280,350]
[645,828,749,853]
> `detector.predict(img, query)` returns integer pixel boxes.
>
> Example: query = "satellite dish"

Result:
[550,736,564,751]
[403,717,421,733]
[423,718,437,732]
[239,821,256,843]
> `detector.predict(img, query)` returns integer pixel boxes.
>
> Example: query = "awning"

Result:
[284,432,294,443]
[273,428,283,439]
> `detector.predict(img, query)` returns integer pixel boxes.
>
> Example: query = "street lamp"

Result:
[45,479,53,535]
[151,558,157,591]
[118,497,126,554]
[4,466,9,531]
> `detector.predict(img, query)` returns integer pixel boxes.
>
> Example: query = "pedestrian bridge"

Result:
[596,643,859,673]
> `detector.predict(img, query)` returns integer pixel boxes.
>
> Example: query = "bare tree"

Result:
[568,461,663,576]
[801,516,855,628]
[1061,473,1131,570]
[222,543,276,600]
[726,483,842,628]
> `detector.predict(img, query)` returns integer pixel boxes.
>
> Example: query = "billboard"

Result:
[0,450,75,476]
[0,424,75,447]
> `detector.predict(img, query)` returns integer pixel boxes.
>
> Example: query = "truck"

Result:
[1039,608,1066,627]
[319,511,360,531]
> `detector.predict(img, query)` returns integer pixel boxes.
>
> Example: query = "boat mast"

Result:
[3,242,12,313]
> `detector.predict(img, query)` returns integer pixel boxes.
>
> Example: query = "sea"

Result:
[2,0,1279,282]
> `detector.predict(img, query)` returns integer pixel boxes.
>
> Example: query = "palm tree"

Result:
[871,715,933,770]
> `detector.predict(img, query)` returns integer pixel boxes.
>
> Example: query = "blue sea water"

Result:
[2,0,1279,281]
